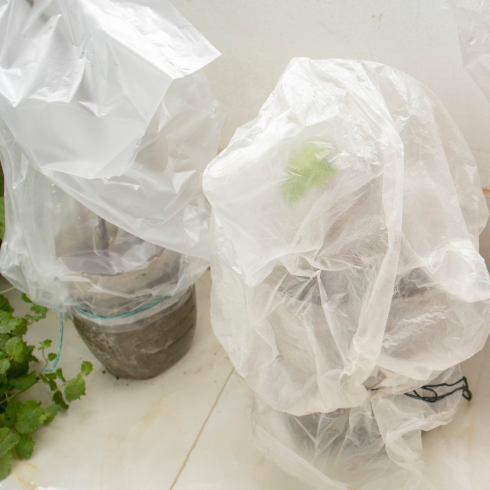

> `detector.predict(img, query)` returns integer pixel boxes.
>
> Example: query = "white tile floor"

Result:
[0,270,490,490]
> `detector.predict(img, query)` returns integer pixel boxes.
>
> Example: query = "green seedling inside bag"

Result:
[282,142,337,205]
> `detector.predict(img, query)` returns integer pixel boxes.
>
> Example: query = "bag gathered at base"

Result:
[203,58,490,489]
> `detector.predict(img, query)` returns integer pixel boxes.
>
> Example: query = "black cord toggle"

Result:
[403,376,472,404]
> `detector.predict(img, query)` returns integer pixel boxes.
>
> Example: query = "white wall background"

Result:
[172,0,490,188]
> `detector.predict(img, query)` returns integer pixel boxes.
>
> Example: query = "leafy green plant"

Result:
[282,141,337,205]
[0,292,92,479]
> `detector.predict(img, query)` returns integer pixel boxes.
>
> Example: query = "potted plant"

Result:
[0,0,224,380]
[58,214,198,380]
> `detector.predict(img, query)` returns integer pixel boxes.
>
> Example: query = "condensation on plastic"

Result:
[203,58,490,488]
[449,0,490,101]
[253,366,464,490]
[0,0,226,314]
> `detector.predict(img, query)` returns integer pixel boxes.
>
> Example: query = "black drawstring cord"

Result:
[403,376,472,403]
[369,376,472,403]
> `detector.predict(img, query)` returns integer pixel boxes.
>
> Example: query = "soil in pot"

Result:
[72,286,197,380]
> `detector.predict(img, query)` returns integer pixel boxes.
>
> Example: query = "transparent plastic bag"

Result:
[203,58,490,487]
[0,0,226,314]
[253,366,464,490]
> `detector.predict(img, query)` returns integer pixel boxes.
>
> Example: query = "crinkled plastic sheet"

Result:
[254,366,464,490]
[0,0,226,314]
[203,58,490,487]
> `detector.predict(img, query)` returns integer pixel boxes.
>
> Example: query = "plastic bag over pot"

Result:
[0,0,226,314]
[254,365,466,490]
[203,58,490,487]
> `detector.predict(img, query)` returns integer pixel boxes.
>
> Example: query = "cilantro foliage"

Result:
[0,293,92,479]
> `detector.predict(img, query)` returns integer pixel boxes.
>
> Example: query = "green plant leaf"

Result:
[20,294,32,304]
[55,368,66,383]
[43,404,60,425]
[0,333,9,352]
[0,449,12,481]
[5,337,21,357]
[0,360,10,376]
[0,383,10,396]
[11,371,37,392]
[282,141,337,205]
[52,390,68,410]
[0,297,13,314]
[26,346,38,364]
[25,314,42,324]
[15,400,47,434]
[11,319,28,337]
[0,315,27,336]
[38,339,51,351]
[3,317,27,336]
[15,434,34,460]
[81,361,93,377]
[0,311,10,323]
[6,357,29,378]
[39,374,57,392]
[5,400,20,428]
[64,374,86,403]
[25,303,48,323]
[0,427,19,458]
[6,338,27,363]
[0,286,90,478]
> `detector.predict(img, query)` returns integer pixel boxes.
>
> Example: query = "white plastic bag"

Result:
[203,58,490,487]
[0,0,226,313]
[254,366,465,490]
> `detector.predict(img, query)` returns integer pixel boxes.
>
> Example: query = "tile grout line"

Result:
[169,366,234,490]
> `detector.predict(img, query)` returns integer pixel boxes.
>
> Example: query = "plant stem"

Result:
[40,348,48,370]
[96,217,110,251]
[2,381,39,403]
[0,286,15,295]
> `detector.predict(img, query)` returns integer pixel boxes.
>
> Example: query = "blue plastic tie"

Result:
[42,297,168,372]
[43,315,64,373]
[73,296,168,320]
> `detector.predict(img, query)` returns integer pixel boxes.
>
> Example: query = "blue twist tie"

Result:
[43,315,64,373]
[42,297,168,372]
[73,296,168,320]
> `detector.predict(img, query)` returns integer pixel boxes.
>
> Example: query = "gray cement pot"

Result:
[72,286,197,380]
[68,250,197,379]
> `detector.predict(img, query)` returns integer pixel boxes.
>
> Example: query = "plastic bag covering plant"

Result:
[203,58,490,489]
[0,0,226,314]
[0,293,92,480]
